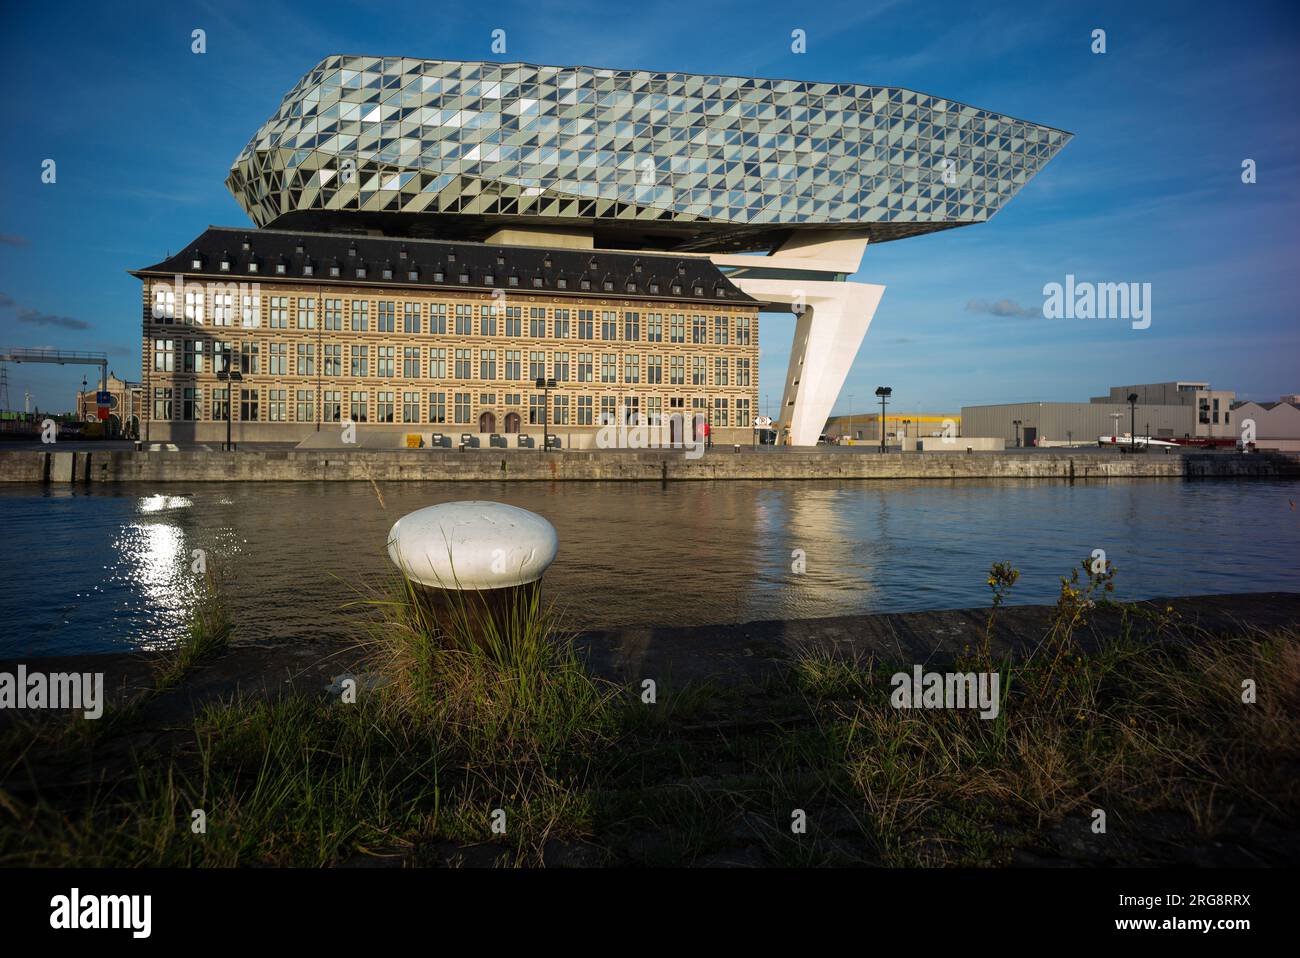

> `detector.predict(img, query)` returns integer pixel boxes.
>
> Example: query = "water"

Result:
[0,479,1296,657]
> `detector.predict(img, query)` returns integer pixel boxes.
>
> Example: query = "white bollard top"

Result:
[386,500,559,591]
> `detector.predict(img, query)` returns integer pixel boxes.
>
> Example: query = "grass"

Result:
[1,560,1297,867]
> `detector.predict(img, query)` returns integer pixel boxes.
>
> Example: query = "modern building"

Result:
[822,411,960,444]
[961,381,1238,447]
[133,227,759,446]
[197,55,1070,446]
[1230,398,1300,451]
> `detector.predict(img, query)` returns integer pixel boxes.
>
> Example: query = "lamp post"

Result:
[217,350,243,452]
[902,418,911,450]
[535,377,556,452]
[875,386,891,453]
[1128,393,1139,452]
[1012,419,1022,448]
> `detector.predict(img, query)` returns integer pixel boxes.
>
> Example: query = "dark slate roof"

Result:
[131,226,761,306]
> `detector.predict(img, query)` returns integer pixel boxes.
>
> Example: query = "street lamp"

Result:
[535,377,556,452]
[848,394,854,445]
[875,386,891,452]
[1012,419,1022,448]
[1128,393,1139,452]
[217,350,243,452]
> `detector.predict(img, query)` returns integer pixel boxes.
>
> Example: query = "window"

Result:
[268,389,286,422]
[351,300,369,332]
[428,348,447,379]
[402,391,420,423]
[577,352,593,383]
[427,391,446,423]
[735,315,751,345]
[624,396,641,424]
[454,392,471,424]
[530,350,546,381]
[324,390,341,423]
[481,307,497,337]
[349,391,368,423]
[691,315,707,344]
[182,339,203,373]
[183,288,203,325]
[376,391,394,423]
[647,355,662,385]
[213,341,233,374]
[268,342,288,375]
[296,389,315,423]
[530,307,547,338]
[554,309,570,339]
[402,303,421,334]
[152,286,176,322]
[670,314,685,343]
[601,311,618,341]
[713,316,729,345]
[211,290,232,326]
[429,303,447,335]
[324,344,341,377]
[377,302,395,333]
[505,306,522,337]
[181,387,200,421]
[647,314,663,342]
[624,354,640,384]
[269,296,288,328]
[736,357,750,387]
[239,341,259,375]
[600,396,617,425]
[554,352,570,382]
[211,387,228,422]
[553,394,570,425]
[714,357,728,386]
[529,394,545,425]
[578,395,593,425]
[240,293,260,328]
[692,356,707,386]
[577,309,594,340]
[454,304,472,335]
[455,348,472,379]
[623,311,640,342]
[240,388,259,422]
[670,355,685,385]
[600,353,617,384]
[736,398,751,427]
[504,349,521,380]
[403,347,421,378]
[297,343,315,376]
[647,396,663,425]
[297,297,316,329]
[324,299,342,330]
[480,349,497,380]
[350,345,368,377]
[713,398,729,426]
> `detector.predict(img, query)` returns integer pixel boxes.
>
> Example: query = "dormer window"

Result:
[433,270,444,282]
[330,264,341,277]
[557,278,567,289]
[241,238,251,252]
[649,283,659,294]
[356,266,367,278]
[603,280,614,292]
[509,275,519,287]
[295,243,305,255]
[447,251,456,263]
[382,267,393,280]
[633,259,642,274]
[408,270,418,281]
[588,257,598,270]
[191,257,202,270]
[399,247,408,260]
[694,285,704,296]
[626,282,637,293]
[533,277,544,288]
[496,253,505,266]
[276,262,287,275]
[458,272,469,283]
[220,259,231,272]
[484,274,494,285]
[676,262,686,276]
[581,279,591,291]
[715,286,725,297]
[672,284,682,295]
[303,263,315,276]
[248,261,258,273]
[348,243,357,257]
[543,255,552,269]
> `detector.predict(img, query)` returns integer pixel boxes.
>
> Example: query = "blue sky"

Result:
[0,0,1296,414]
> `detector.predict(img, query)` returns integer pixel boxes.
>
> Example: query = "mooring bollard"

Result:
[386,501,558,645]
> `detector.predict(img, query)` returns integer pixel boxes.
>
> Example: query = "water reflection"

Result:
[0,479,1296,656]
